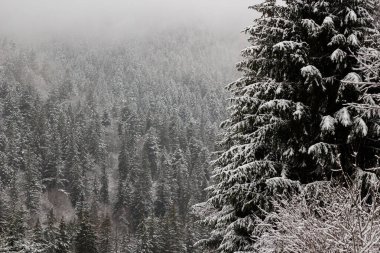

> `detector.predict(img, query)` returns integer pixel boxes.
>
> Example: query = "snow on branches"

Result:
[254,182,380,253]
[200,0,380,251]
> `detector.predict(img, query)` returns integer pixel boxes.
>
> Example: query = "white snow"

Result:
[347,34,360,47]
[342,72,362,83]
[345,10,357,24]
[302,19,320,35]
[335,107,352,127]
[328,34,346,47]
[322,16,334,29]
[320,115,337,134]
[301,65,322,86]
[331,49,347,63]
[353,117,368,137]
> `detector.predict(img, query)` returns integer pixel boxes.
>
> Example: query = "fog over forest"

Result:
[0,1,262,252]
[0,0,257,43]
[2,0,379,252]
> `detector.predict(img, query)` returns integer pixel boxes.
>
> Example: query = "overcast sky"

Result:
[0,0,260,43]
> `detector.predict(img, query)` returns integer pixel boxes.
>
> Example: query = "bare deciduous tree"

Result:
[254,179,380,253]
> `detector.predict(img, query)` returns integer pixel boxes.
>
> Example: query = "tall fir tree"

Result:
[75,205,98,253]
[201,0,380,252]
[44,209,58,253]
[142,127,160,180]
[161,206,184,253]
[99,163,109,205]
[0,131,12,186]
[130,163,152,232]
[0,184,10,237]
[98,215,112,253]
[7,177,27,248]
[24,150,42,217]
[56,218,70,253]
[33,219,45,246]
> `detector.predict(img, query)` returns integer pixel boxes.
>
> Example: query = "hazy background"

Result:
[0,0,260,43]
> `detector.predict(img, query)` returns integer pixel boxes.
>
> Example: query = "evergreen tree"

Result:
[86,113,102,161]
[92,176,100,202]
[142,127,160,180]
[201,0,380,252]
[137,217,155,253]
[7,177,27,248]
[154,176,171,217]
[24,150,42,217]
[42,120,66,191]
[161,206,184,253]
[44,209,58,253]
[75,213,98,253]
[171,148,190,217]
[118,136,129,182]
[101,110,111,127]
[168,115,180,152]
[0,184,10,237]
[75,197,98,253]
[130,164,152,232]
[114,178,128,215]
[56,218,70,253]
[33,219,45,245]
[99,163,109,205]
[6,207,27,249]
[67,134,85,206]
[0,131,12,186]
[89,197,99,227]
[98,215,112,253]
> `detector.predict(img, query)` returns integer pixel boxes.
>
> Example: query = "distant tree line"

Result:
[0,27,239,252]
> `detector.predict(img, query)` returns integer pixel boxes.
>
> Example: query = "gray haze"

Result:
[0,0,261,43]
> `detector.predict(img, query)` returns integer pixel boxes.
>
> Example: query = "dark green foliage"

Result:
[0,186,10,236]
[98,215,112,253]
[24,150,42,216]
[75,214,98,253]
[201,0,380,252]
[7,208,26,248]
[56,219,70,253]
[32,219,45,245]
[142,128,160,180]
[44,209,58,253]
[130,163,152,232]
[99,164,109,205]
[161,206,184,253]
[101,110,111,128]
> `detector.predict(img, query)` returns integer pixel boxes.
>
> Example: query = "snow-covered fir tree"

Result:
[56,218,70,253]
[75,209,98,253]
[199,0,380,252]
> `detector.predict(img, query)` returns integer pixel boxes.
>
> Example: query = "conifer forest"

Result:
[1,0,380,252]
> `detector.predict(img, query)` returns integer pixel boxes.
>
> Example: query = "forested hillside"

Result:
[3,0,380,252]
[0,28,243,252]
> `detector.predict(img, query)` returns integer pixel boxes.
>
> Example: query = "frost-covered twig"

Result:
[253,182,380,252]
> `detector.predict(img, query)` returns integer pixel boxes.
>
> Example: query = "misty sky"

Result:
[0,0,261,43]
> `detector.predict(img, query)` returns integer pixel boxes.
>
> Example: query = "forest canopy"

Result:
[0,24,243,252]
[1,0,380,252]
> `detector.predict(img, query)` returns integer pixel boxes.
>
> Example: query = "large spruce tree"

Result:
[201,0,380,252]
[75,211,98,253]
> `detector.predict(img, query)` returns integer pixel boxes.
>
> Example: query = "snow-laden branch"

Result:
[253,182,380,252]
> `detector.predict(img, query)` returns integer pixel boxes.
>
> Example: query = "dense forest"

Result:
[2,0,380,252]
[0,27,242,252]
